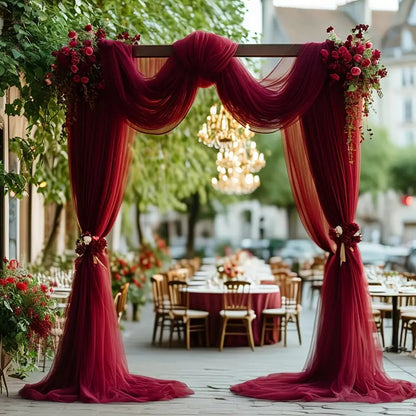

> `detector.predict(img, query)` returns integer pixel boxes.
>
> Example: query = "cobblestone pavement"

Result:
[2,289,416,416]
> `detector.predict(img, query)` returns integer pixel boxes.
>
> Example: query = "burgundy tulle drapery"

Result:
[19,30,416,403]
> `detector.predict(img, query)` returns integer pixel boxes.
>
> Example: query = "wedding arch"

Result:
[19,28,416,403]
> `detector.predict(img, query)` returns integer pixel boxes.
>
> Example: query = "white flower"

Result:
[335,225,343,236]
[83,235,92,245]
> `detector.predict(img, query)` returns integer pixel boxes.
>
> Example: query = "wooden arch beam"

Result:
[132,43,302,58]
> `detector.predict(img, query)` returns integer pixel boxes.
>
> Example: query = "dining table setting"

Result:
[366,266,416,352]
[185,255,281,347]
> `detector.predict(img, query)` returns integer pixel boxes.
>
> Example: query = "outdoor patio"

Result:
[2,292,416,415]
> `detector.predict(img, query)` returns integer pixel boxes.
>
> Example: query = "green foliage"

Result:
[389,145,416,195]
[359,126,394,195]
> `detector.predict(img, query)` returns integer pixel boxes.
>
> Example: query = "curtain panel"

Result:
[20,30,416,403]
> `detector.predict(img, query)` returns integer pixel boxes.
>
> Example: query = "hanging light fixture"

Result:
[198,103,266,195]
[197,104,255,148]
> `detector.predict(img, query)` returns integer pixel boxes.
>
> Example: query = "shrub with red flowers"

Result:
[320,25,387,162]
[109,237,171,320]
[0,258,56,375]
[45,24,140,107]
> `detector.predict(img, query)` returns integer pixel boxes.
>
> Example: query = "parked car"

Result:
[359,242,409,268]
[278,239,322,266]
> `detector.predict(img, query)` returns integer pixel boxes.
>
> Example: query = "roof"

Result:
[274,7,395,49]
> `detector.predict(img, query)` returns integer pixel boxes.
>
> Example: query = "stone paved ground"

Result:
[2,286,416,416]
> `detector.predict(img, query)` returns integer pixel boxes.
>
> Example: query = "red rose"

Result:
[330,73,340,81]
[80,76,89,84]
[365,42,372,48]
[114,273,121,281]
[355,44,365,54]
[353,54,362,63]
[331,51,339,59]
[0,279,7,286]
[16,281,27,291]
[84,47,94,56]
[372,49,381,59]
[68,30,77,39]
[73,75,81,83]
[343,52,352,64]
[7,259,19,270]
[84,24,93,32]
[95,28,106,39]
[361,58,371,68]
[40,284,48,293]
[69,39,78,48]
[97,82,105,89]
[61,46,70,55]
[350,66,361,76]
[14,307,22,316]
[70,65,78,73]
[6,277,15,284]
[83,39,92,47]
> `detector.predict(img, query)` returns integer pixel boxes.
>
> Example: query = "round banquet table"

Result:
[187,284,281,347]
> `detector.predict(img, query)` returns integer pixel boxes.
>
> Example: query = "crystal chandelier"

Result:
[211,170,260,195]
[198,103,266,195]
[197,104,255,148]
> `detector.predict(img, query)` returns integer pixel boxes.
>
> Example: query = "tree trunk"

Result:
[135,204,144,246]
[42,203,64,265]
[185,193,200,258]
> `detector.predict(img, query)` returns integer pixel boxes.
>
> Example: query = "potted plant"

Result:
[0,258,56,389]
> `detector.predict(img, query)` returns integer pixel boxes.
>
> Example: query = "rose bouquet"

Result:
[320,25,387,162]
[45,24,140,106]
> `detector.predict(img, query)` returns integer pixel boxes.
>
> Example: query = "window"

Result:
[404,99,413,122]
[402,67,415,86]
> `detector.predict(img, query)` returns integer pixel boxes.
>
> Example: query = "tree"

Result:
[389,146,416,195]
[1,0,253,260]
[359,126,393,195]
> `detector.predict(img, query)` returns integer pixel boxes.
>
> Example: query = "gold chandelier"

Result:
[197,104,255,148]
[198,103,266,195]
[211,171,260,195]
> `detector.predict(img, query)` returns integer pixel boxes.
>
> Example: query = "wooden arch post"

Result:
[132,43,302,58]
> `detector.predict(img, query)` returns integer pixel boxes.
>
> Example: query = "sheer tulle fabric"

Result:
[231,72,416,403]
[19,99,193,402]
[19,30,416,403]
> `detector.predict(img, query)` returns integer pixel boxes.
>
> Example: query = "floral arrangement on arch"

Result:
[45,24,140,106]
[320,24,387,162]
[0,258,56,376]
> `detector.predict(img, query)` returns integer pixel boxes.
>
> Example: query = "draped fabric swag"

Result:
[20,31,416,403]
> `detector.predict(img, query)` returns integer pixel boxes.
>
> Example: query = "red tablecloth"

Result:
[188,285,281,347]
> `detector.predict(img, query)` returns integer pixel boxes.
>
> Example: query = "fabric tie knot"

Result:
[75,232,107,265]
[329,222,361,265]
[173,31,238,87]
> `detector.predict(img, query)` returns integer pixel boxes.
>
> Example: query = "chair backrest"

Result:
[273,269,294,287]
[281,277,302,309]
[114,283,129,322]
[222,280,252,312]
[151,274,168,311]
[168,280,189,311]
[167,268,189,282]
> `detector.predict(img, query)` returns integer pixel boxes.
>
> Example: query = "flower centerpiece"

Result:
[320,24,387,162]
[45,25,140,107]
[0,258,56,381]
